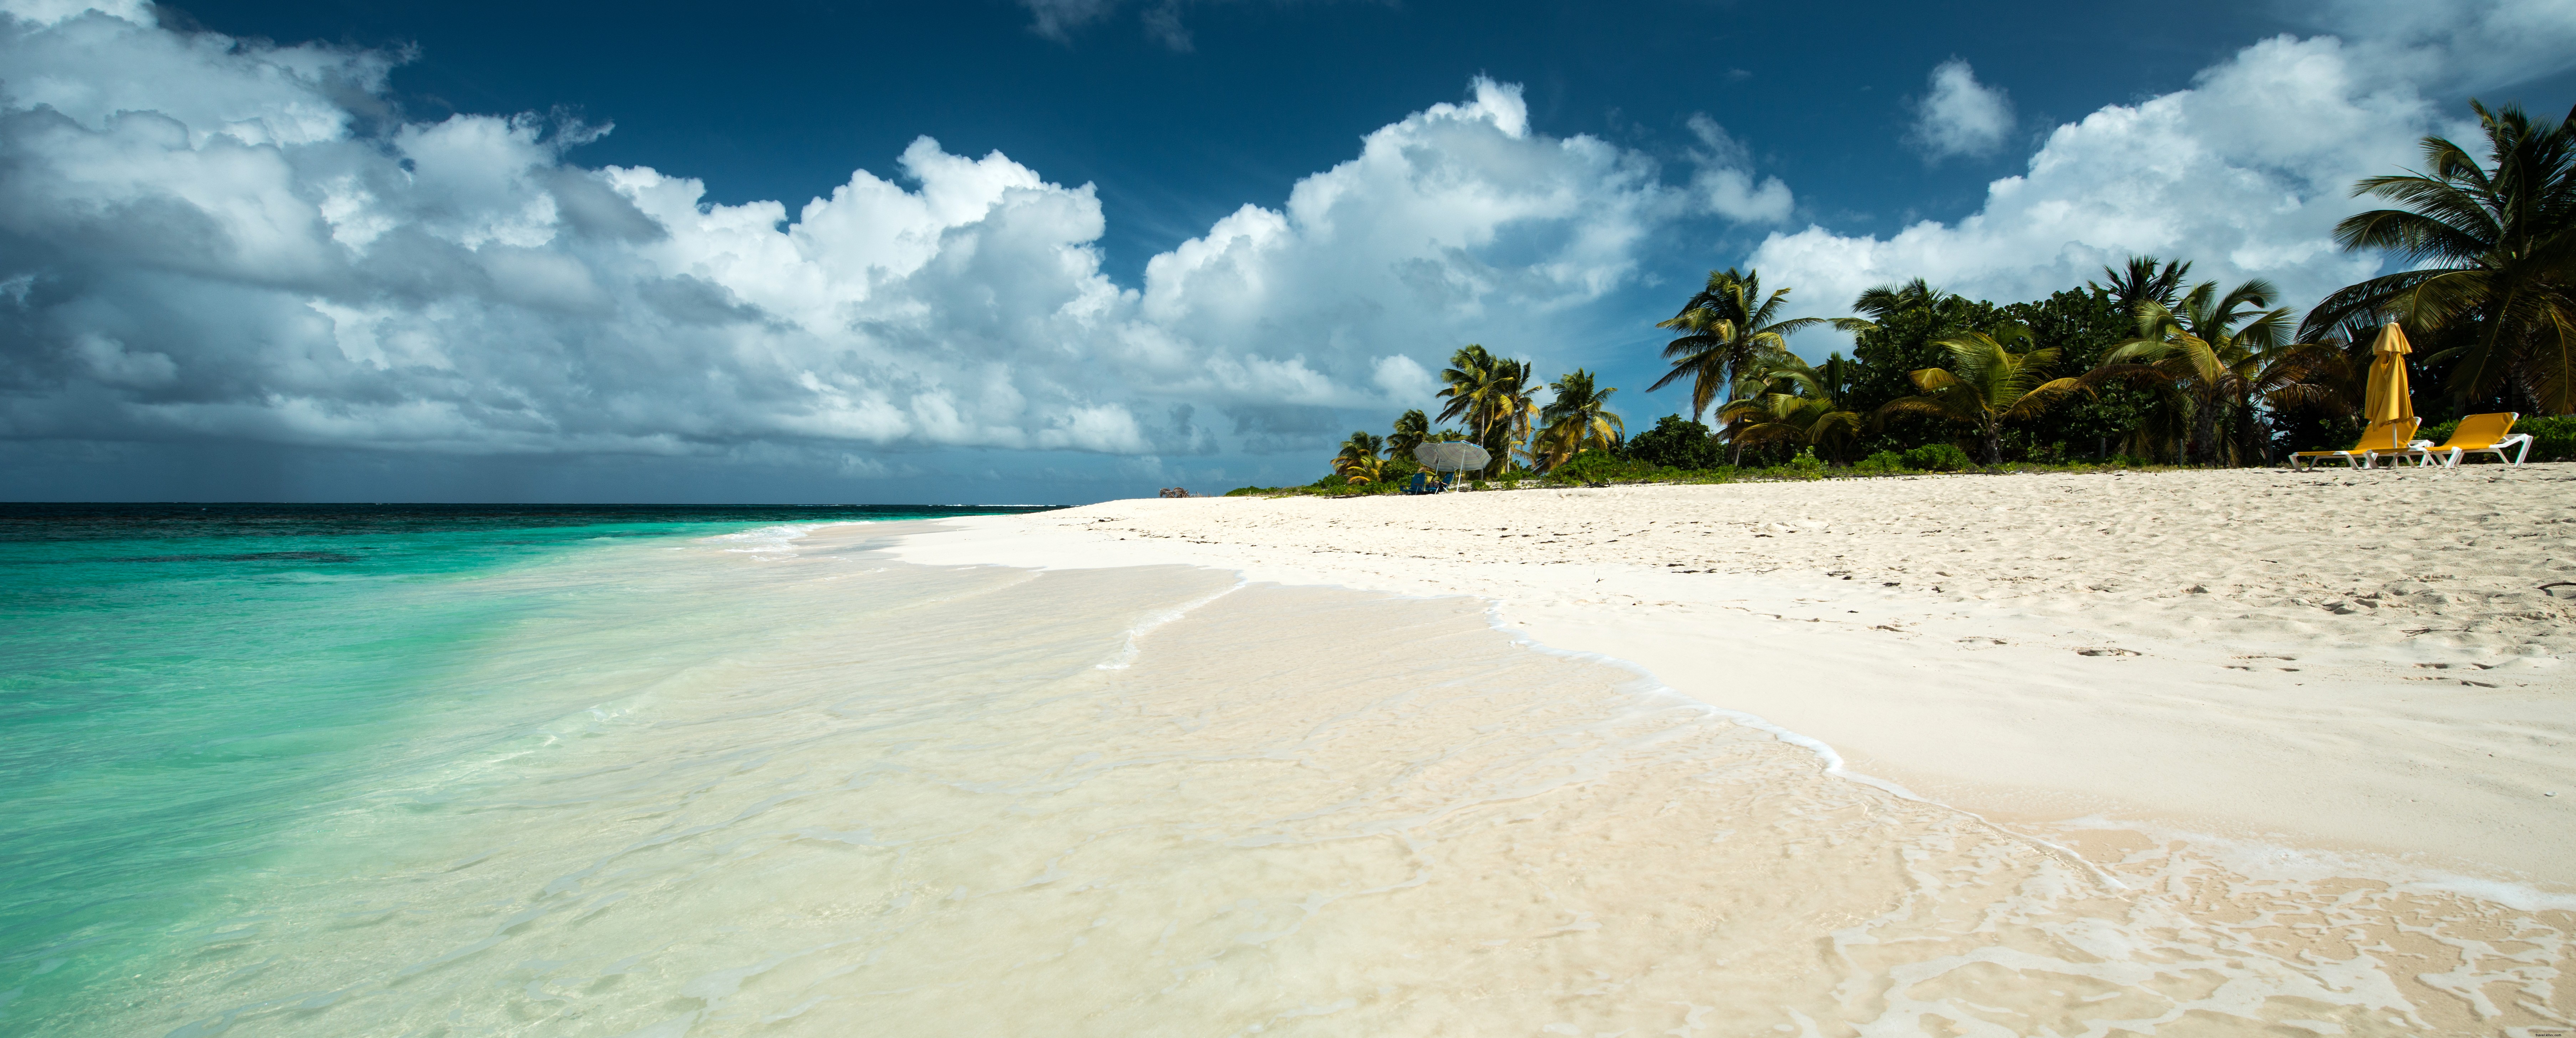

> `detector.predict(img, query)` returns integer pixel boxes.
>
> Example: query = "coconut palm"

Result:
[1651,269,1827,421]
[1331,430,1385,480]
[1839,277,1955,333]
[2089,256,2195,318]
[1437,346,1540,476]
[2302,101,2576,413]
[1387,409,1431,464]
[1533,369,1624,471]
[1485,361,1541,474]
[2090,279,2338,466]
[1717,352,1864,462]
[1876,327,2087,466]
[1436,345,1500,452]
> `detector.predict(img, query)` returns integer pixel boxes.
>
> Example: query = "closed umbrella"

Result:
[2362,322,2415,426]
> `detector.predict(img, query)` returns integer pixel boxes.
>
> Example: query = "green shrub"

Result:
[1902,443,1974,472]
[1546,450,1645,485]
[1622,415,1724,469]
[1850,450,1908,475]
[2534,415,2576,461]
[1786,448,1826,480]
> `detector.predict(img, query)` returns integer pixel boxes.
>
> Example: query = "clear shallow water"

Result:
[4,511,2572,1036]
[0,504,1055,1031]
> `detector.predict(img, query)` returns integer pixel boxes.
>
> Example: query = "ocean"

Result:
[2,506,2567,1036]
[0,505,1052,1034]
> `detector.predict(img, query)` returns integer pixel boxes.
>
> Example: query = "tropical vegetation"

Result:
[1650,269,1827,422]
[1879,328,2086,466]
[2303,101,2576,415]
[1230,99,2576,497]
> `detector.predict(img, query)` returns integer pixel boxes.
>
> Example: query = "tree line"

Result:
[1299,99,2575,490]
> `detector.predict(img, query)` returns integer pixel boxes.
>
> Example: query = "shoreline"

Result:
[859,465,2576,888]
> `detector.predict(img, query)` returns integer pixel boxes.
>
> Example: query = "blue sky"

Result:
[2,0,2571,502]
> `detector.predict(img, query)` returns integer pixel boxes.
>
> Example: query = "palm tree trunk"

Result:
[2191,394,2222,466]
[1981,419,2003,467]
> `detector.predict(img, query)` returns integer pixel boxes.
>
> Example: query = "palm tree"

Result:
[1833,278,1993,423]
[1387,409,1431,464]
[1533,369,1624,470]
[1717,352,1864,462]
[1651,269,1827,421]
[1487,361,1541,474]
[2303,101,2576,413]
[1436,345,1499,453]
[1437,346,1540,476]
[2091,279,2337,466]
[1840,277,1955,333]
[1331,430,1385,481]
[2089,256,2194,318]
[1876,327,2087,466]
[1338,456,1389,485]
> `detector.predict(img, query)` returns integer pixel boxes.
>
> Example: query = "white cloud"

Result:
[1685,114,1793,223]
[1370,354,1436,400]
[0,10,1676,473]
[1748,13,2576,351]
[2312,0,2576,90]
[1909,59,2014,160]
[1137,79,1669,380]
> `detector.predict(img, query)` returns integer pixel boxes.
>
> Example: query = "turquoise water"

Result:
[0,504,1053,1029]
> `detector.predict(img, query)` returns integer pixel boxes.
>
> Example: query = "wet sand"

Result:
[882,465,2576,885]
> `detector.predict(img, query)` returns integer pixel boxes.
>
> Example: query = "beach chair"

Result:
[2409,412,2533,469]
[2290,418,2422,469]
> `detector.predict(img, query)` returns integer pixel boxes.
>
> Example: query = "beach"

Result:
[14,484,2576,1036]
[883,465,2576,885]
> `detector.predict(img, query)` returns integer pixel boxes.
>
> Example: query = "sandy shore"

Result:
[882,464,2576,886]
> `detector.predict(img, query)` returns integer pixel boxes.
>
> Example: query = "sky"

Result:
[2,0,2572,503]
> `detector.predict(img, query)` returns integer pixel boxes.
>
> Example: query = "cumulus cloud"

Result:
[2312,0,2576,90]
[1684,114,1793,224]
[1907,59,2014,160]
[1750,3,2576,352]
[0,6,1677,477]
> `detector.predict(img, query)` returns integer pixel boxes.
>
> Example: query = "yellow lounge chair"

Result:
[2290,418,2421,469]
[2409,412,2533,468]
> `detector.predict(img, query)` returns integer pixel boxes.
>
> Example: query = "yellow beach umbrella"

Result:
[2362,322,2414,425]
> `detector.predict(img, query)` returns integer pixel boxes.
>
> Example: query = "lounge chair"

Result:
[2290,418,2422,469]
[2406,412,2533,469]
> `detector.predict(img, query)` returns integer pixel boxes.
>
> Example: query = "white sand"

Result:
[883,464,2576,884]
